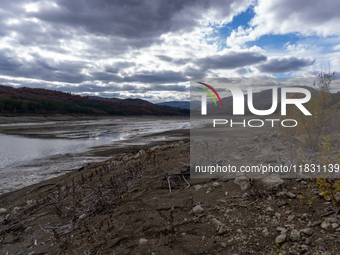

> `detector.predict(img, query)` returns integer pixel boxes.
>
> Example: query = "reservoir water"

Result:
[0,117,196,194]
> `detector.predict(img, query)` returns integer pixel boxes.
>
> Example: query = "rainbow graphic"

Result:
[197,82,223,106]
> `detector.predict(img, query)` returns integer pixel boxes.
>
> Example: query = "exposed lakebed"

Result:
[0,116,196,194]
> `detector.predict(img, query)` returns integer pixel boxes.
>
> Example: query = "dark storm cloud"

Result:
[255,57,316,73]
[195,51,267,71]
[156,55,189,65]
[0,0,256,88]
[0,49,90,83]
[0,0,249,53]
[0,50,22,71]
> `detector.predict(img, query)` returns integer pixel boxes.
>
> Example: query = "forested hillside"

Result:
[0,85,189,116]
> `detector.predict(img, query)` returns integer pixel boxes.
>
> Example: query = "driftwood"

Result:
[161,167,190,193]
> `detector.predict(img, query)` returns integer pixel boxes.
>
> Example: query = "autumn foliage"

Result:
[0,85,189,116]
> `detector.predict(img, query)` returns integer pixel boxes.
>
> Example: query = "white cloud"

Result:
[227,0,340,47]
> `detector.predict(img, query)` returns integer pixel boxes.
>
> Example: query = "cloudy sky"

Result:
[0,0,339,102]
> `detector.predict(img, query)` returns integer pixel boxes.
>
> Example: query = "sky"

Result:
[0,0,340,102]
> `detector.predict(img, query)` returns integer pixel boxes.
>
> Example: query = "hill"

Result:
[0,85,189,116]
[157,101,190,109]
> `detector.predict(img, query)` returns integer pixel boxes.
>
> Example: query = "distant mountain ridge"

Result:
[0,85,189,116]
[88,96,154,106]
[156,101,190,109]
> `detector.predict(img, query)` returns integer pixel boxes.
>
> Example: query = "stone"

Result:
[212,182,221,187]
[139,238,148,245]
[276,227,288,234]
[321,221,331,229]
[275,234,286,244]
[195,185,203,191]
[315,238,324,245]
[266,206,274,215]
[262,227,270,236]
[262,176,284,190]
[27,200,36,206]
[289,229,300,241]
[300,228,313,236]
[307,221,322,227]
[300,213,309,221]
[275,212,281,218]
[332,223,339,229]
[192,205,204,215]
[286,192,296,198]
[211,218,228,234]
[324,217,338,223]
[234,176,251,191]
[0,208,7,215]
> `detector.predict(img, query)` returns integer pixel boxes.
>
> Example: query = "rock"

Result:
[139,238,148,245]
[275,234,287,244]
[286,192,296,198]
[28,252,36,255]
[0,208,7,215]
[335,228,340,232]
[221,242,227,247]
[301,213,309,221]
[212,182,221,187]
[262,176,284,191]
[307,221,322,227]
[211,218,228,234]
[195,185,203,191]
[234,176,251,191]
[332,223,339,229]
[289,229,300,241]
[300,228,313,236]
[276,191,287,197]
[265,206,274,215]
[12,207,22,214]
[324,217,338,223]
[304,237,312,245]
[321,221,331,229]
[276,227,288,234]
[275,212,281,219]
[315,238,324,245]
[27,200,36,206]
[192,205,204,215]
[225,191,228,196]
[134,150,145,159]
[262,227,270,236]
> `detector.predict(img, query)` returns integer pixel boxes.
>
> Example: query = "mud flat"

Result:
[0,116,191,194]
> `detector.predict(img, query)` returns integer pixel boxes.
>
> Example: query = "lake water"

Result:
[0,117,200,194]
